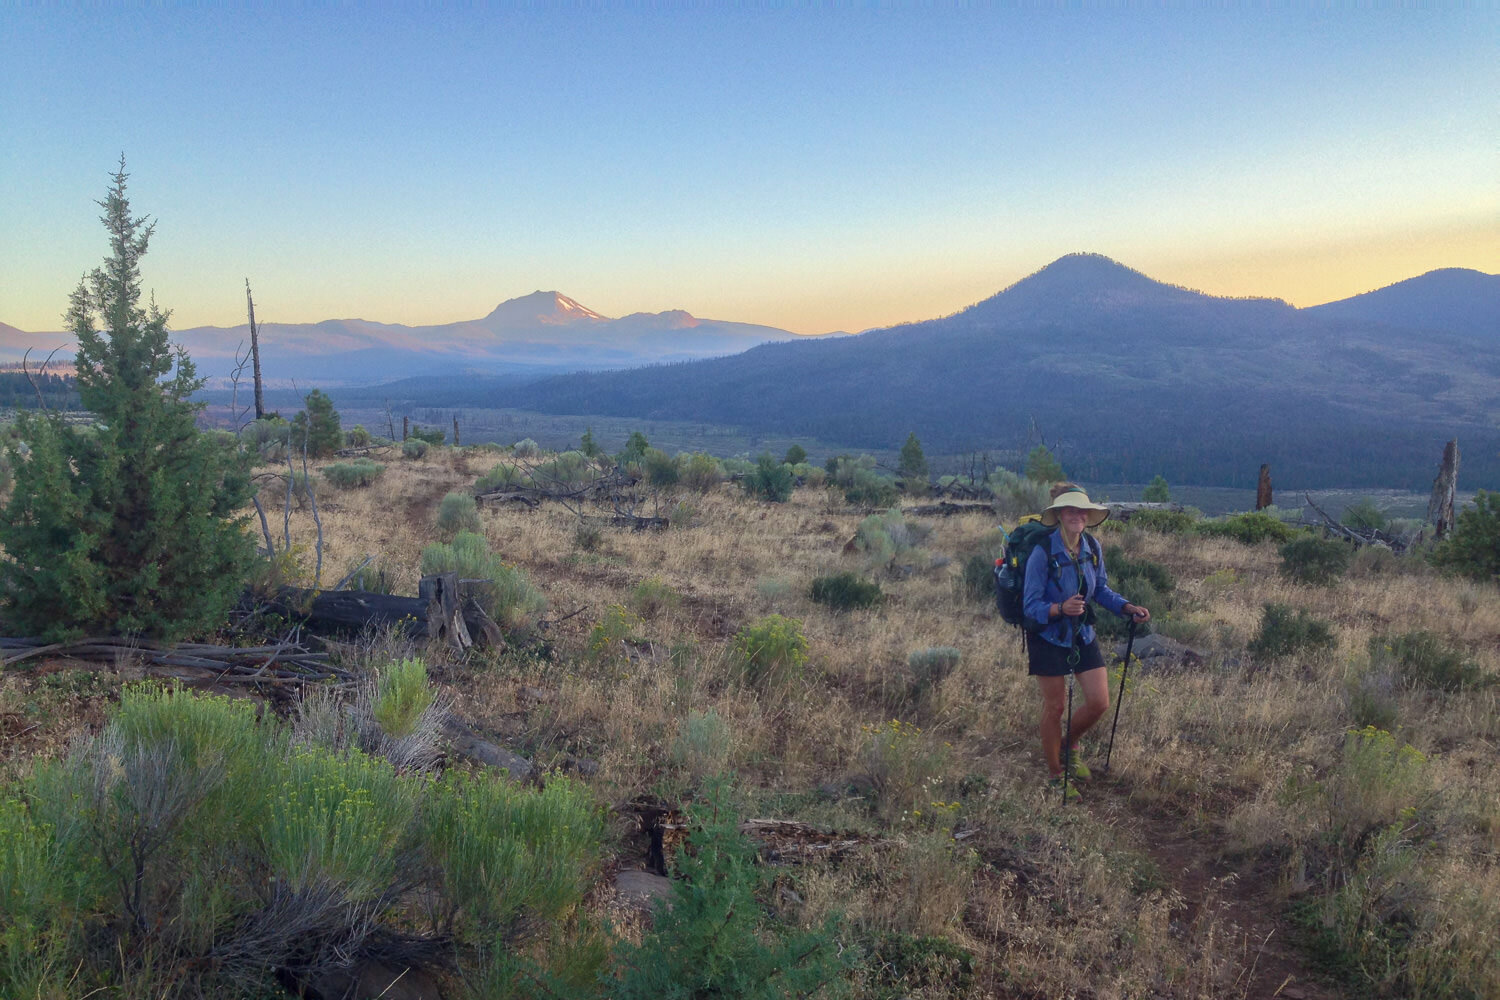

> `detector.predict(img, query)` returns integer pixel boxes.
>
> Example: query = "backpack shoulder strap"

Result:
[1082,531,1101,567]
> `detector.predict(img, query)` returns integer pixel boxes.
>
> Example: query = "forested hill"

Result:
[500,255,1500,490]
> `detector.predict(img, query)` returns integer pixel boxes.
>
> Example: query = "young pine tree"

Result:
[290,388,343,457]
[0,162,255,640]
[899,432,929,493]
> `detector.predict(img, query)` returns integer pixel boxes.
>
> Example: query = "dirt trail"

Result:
[1092,780,1342,1000]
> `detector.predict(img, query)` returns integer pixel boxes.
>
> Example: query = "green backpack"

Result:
[993,518,1099,630]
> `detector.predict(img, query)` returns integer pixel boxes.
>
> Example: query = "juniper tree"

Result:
[0,162,255,640]
[899,432,929,493]
[290,388,342,457]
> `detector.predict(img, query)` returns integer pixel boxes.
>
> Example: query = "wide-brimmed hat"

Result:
[1039,489,1110,528]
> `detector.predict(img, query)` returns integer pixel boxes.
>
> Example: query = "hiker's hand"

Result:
[1060,595,1086,618]
[1124,604,1151,623]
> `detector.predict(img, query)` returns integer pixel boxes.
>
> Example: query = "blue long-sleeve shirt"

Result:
[1023,529,1130,648]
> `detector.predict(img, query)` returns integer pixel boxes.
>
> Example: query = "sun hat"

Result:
[1039,488,1110,528]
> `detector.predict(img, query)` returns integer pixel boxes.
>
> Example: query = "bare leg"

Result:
[1036,675,1067,778]
[1065,666,1111,755]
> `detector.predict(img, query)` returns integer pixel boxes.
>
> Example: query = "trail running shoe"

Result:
[1047,777,1082,802]
[1066,757,1092,781]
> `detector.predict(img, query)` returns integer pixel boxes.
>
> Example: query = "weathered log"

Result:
[475,489,540,508]
[901,501,996,517]
[263,586,433,637]
[1107,502,1187,520]
[1427,438,1459,539]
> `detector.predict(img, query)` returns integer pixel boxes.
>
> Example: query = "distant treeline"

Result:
[0,372,83,411]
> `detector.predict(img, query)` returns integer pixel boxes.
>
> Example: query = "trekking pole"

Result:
[1104,617,1137,773]
[1061,673,1074,805]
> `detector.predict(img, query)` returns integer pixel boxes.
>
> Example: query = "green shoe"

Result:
[1065,756,1092,781]
[1047,777,1083,802]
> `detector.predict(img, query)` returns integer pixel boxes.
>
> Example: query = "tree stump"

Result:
[1256,464,1273,511]
[1427,438,1460,539]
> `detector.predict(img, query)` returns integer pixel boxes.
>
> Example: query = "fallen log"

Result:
[901,501,996,517]
[257,574,502,649]
[0,636,351,684]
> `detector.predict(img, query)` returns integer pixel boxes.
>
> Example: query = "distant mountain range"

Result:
[491,255,1500,489]
[8,256,1497,488]
[0,291,823,380]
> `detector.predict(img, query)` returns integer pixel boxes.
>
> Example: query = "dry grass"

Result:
[18,445,1498,997]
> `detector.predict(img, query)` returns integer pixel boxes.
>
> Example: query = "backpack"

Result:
[993,518,1100,631]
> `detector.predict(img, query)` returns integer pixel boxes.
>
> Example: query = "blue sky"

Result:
[2,4,1495,335]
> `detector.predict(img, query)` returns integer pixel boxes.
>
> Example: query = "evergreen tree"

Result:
[899,432,929,492]
[579,426,602,458]
[619,430,650,465]
[0,162,254,640]
[1143,475,1171,503]
[1024,445,1064,483]
[783,443,807,466]
[290,389,342,457]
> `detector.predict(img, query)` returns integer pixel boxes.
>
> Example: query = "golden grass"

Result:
[191,450,1500,995]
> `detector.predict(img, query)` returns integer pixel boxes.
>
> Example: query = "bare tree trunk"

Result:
[453,415,460,447]
[1256,464,1273,510]
[245,279,265,421]
[402,415,409,442]
[1427,438,1460,539]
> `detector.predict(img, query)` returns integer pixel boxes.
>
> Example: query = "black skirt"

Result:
[1027,635,1105,677]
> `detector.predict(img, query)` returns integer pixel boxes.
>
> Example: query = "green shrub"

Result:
[588,604,642,664]
[733,614,809,688]
[512,437,542,458]
[629,576,680,618]
[1248,603,1336,660]
[1097,546,1174,640]
[1278,535,1350,586]
[783,443,808,465]
[436,490,482,538]
[961,528,1007,603]
[866,931,976,995]
[420,769,600,933]
[241,414,292,459]
[844,468,899,508]
[0,686,602,998]
[1197,510,1297,545]
[642,447,680,489]
[853,508,929,572]
[1341,498,1388,531]
[810,572,883,611]
[985,468,1051,520]
[670,709,733,784]
[371,657,435,738]
[421,531,547,632]
[1369,630,1487,693]
[475,461,525,492]
[1430,490,1500,582]
[344,424,372,448]
[322,457,385,489]
[1126,508,1199,534]
[899,432,929,493]
[679,452,723,492]
[531,449,595,488]
[1142,475,1171,502]
[409,424,445,445]
[610,780,846,999]
[906,646,961,705]
[402,438,429,459]
[742,453,794,502]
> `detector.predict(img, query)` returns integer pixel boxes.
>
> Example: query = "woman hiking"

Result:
[1024,487,1150,797]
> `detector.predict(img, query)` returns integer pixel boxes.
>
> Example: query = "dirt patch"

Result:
[1096,781,1343,999]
